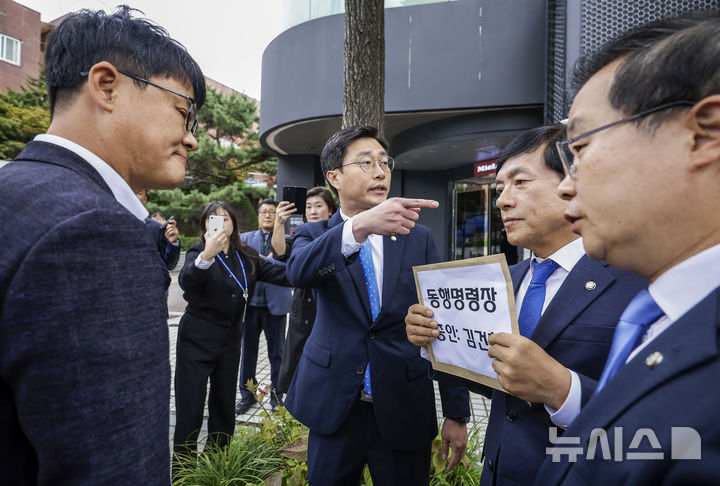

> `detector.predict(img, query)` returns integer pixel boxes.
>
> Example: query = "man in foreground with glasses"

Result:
[0,7,205,483]
[236,199,292,414]
[405,125,646,485]
[283,126,470,485]
[535,13,720,484]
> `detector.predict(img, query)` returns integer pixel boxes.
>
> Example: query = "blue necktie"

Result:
[359,243,380,397]
[595,290,664,394]
[518,259,559,337]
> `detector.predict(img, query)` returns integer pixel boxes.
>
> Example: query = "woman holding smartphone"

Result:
[272,186,337,397]
[173,201,289,462]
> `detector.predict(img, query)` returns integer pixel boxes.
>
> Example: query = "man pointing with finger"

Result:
[285,126,470,485]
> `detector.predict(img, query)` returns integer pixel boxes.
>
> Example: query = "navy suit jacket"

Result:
[534,286,720,486]
[145,217,181,270]
[144,218,180,290]
[0,142,171,484]
[434,255,647,486]
[284,211,469,451]
[240,229,292,316]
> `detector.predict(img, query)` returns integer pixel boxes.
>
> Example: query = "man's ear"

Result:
[325,169,341,191]
[86,61,121,113]
[689,94,720,171]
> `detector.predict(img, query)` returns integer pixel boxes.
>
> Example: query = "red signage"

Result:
[474,158,498,177]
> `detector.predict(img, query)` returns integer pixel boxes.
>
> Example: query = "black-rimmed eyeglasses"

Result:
[80,69,198,135]
[556,100,695,178]
[341,157,395,174]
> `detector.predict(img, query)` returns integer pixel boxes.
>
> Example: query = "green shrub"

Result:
[174,383,484,486]
[146,183,275,244]
[360,423,484,486]
[172,427,284,486]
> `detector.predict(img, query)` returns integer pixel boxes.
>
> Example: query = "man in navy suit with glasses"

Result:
[284,126,470,485]
[534,12,720,485]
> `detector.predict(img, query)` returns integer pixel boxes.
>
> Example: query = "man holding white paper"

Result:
[405,125,646,486]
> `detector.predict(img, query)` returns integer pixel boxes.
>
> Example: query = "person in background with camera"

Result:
[272,186,338,396]
[136,189,181,291]
[173,201,290,463]
[235,199,293,414]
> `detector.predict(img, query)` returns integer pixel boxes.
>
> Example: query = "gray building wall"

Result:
[260,0,546,136]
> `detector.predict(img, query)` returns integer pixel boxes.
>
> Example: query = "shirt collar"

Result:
[34,134,149,221]
[650,243,720,322]
[532,237,585,273]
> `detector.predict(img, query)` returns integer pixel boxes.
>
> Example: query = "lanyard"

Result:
[216,250,249,300]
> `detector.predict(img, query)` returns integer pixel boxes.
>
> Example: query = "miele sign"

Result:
[474,159,497,177]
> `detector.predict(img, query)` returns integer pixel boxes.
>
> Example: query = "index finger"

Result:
[398,198,439,209]
[488,332,514,346]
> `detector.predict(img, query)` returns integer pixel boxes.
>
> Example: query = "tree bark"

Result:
[343,0,385,138]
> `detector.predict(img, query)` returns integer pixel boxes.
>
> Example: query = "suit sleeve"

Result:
[162,239,181,270]
[577,373,599,407]
[432,370,493,399]
[257,257,292,287]
[286,223,348,288]
[0,210,170,483]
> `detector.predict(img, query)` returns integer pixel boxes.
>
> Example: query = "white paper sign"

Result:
[413,254,518,390]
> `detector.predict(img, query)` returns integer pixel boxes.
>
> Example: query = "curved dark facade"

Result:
[260,0,547,260]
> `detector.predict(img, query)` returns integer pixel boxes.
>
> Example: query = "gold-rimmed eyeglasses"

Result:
[341,157,395,174]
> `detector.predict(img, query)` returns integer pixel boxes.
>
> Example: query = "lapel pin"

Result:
[390,235,397,242]
[645,351,663,368]
[585,281,597,291]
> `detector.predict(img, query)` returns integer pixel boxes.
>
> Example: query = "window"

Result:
[1,33,21,66]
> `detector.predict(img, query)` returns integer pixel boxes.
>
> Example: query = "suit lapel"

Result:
[531,256,616,349]
[510,259,530,294]
[331,211,373,323]
[567,288,719,436]
[377,233,406,324]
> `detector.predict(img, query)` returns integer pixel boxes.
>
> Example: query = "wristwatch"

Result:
[446,416,471,424]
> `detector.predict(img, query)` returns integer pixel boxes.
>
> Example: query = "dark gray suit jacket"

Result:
[0,141,171,485]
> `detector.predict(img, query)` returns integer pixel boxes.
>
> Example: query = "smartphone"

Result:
[159,216,175,231]
[282,186,307,213]
[208,215,224,236]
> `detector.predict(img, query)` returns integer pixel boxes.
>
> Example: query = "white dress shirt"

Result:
[34,134,148,221]
[628,243,720,361]
[340,209,384,306]
[516,238,586,313]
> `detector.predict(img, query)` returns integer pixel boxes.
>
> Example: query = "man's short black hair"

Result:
[571,12,720,130]
[45,5,206,115]
[320,125,389,175]
[495,124,566,179]
[258,199,278,212]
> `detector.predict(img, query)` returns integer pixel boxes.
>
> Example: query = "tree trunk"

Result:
[343,0,385,138]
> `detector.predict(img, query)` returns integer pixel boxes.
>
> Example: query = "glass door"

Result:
[452,177,518,264]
